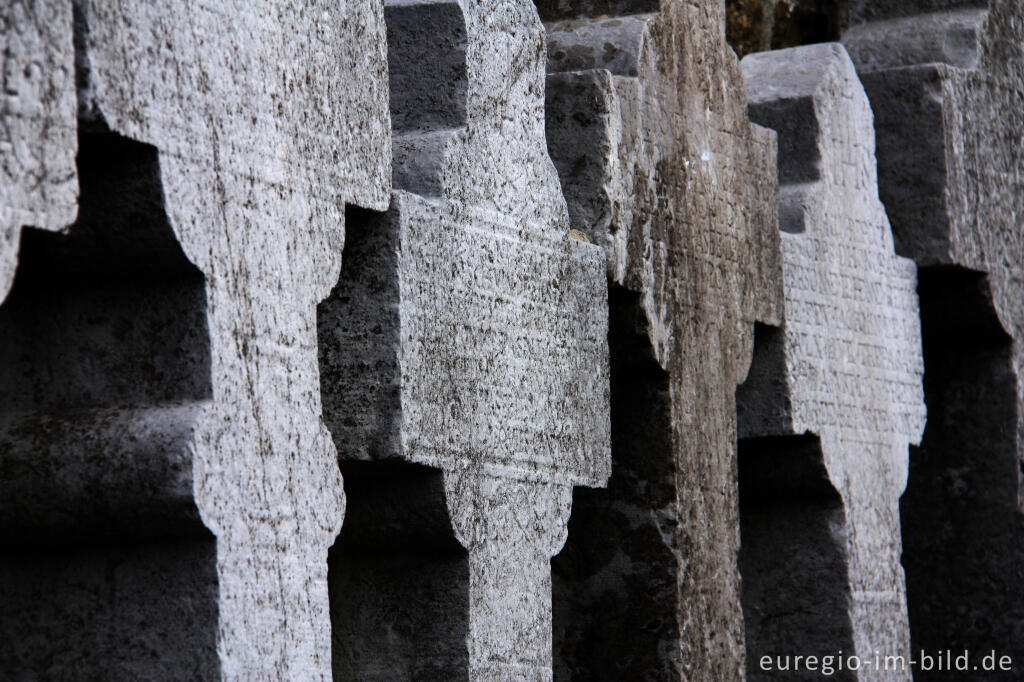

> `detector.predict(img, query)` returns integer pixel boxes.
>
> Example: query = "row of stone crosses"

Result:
[2,0,1021,679]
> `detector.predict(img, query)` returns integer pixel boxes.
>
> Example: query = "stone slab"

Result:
[63,1,392,677]
[842,1,1024,673]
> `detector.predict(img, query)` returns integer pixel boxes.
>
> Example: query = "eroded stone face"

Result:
[739,43,926,676]
[1,0,78,299]
[543,0,783,676]
[320,0,610,677]
[844,0,986,25]
[72,1,391,677]
[842,0,1024,671]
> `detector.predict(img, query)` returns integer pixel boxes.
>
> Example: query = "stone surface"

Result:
[318,0,610,678]
[0,1,391,678]
[739,42,926,678]
[842,1,1024,676]
[1,0,78,300]
[844,0,985,25]
[843,8,988,72]
[542,1,783,677]
[2,539,220,678]
[0,0,1019,677]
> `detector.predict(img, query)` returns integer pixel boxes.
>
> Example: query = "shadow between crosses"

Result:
[736,323,855,681]
[901,266,1024,681]
[322,207,470,681]
[552,285,678,680]
[328,462,469,680]
[737,434,855,681]
[0,130,218,678]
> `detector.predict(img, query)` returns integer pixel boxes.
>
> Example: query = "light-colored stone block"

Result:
[740,42,926,678]
[319,0,610,679]
[61,1,392,677]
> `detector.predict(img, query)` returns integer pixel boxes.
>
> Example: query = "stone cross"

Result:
[68,1,392,678]
[1,0,78,298]
[843,0,1024,668]
[739,43,926,677]
[318,0,611,678]
[542,0,783,676]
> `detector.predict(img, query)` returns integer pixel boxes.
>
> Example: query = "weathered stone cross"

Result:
[319,0,610,678]
[71,1,392,677]
[740,42,926,678]
[543,0,783,676]
[843,0,1024,666]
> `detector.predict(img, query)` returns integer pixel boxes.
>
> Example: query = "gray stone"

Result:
[1,0,78,300]
[843,8,988,72]
[1,1,391,678]
[844,0,986,26]
[842,1,1024,674]
[543,1,783,677]
[739,42,926,678]
[319,0,610,679]
[2,539,220,678]
[737,433,856,682]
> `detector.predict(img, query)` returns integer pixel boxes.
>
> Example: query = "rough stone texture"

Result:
[841,0,1024,372]
[844,0,985,25]
[1,0,79,300]
[843,8,988,72]
[0,0,1018,678]
[328,462,470,680]
[1,539,220,678]
[542,1,783,677]
[842,1,1024,676]
[738,43,926,678]
[0,1,390,678]
[318,0,610,678]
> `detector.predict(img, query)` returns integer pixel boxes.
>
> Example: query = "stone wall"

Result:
[0,0,1021,680]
